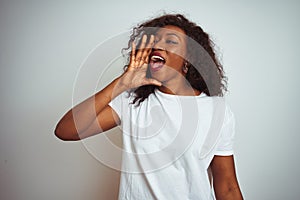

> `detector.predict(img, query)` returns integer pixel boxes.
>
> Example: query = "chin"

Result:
[150,72,166,83]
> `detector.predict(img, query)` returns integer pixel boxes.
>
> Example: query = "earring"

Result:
[182,62,189,73]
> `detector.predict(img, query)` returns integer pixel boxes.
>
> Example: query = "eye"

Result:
[166,39,178,44]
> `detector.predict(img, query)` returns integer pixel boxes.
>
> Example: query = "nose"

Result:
[152,39,165,51]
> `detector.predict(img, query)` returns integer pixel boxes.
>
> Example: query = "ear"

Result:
[182,61,189,74]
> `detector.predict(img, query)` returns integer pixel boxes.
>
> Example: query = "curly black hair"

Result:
[122,13,227,105]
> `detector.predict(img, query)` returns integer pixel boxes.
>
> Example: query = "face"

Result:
[148,25,187,83]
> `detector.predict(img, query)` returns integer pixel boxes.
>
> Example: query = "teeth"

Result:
[151,55,165,61]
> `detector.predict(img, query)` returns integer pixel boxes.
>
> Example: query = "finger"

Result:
[135,35,147,62]
[143,78,162,86]
[138,35,154,67]
[141,35,154,64]
[145,35,155,51]
[131,42,136,60]
[129,42,140,69]
[129,42,136,68]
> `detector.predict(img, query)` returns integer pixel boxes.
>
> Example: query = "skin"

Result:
[55,25,243,199]
[211,156,243,199]
[150,25,200,96]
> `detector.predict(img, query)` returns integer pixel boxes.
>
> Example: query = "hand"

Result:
[118,35,162,90]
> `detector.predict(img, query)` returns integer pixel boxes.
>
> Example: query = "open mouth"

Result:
[149,52,166,72]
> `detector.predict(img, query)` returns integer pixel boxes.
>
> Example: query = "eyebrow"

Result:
[165,33,181,41]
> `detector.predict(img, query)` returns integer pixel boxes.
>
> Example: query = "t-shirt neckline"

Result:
[154,88,207,99]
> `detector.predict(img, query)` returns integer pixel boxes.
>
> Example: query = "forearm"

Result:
[214,185,243,200]
[211,156,243,200]
[55,76,127,139]
[55,36,160,140]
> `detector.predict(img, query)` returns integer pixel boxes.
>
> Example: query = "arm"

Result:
[54,77,125,141]
[210,155,243,200]
[54,35,160,141]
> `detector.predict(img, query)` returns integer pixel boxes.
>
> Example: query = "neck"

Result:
[158,77,200,96]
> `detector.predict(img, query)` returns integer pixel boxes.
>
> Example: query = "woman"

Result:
[55,14,243,199]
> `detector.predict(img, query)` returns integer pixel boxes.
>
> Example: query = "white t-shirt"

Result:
[109,89,235,200]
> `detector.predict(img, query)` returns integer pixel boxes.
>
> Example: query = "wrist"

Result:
[115,74,131,91]
[113,76,130,94]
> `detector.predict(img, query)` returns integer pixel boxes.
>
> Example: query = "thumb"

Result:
[143,78,162,86]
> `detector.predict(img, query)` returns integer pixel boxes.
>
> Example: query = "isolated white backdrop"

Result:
[0,1,299,199]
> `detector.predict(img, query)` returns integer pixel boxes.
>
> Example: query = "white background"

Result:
[1,0,299,199]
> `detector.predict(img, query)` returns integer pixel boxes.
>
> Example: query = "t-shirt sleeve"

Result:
[214,104,236,156]
[108,91,129,121]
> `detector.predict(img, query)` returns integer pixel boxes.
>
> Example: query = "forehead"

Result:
[155,25,186,37]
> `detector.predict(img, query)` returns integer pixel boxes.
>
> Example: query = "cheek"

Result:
[166,45,186,65]
[168,46,186,58]
[167,53,185,69]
